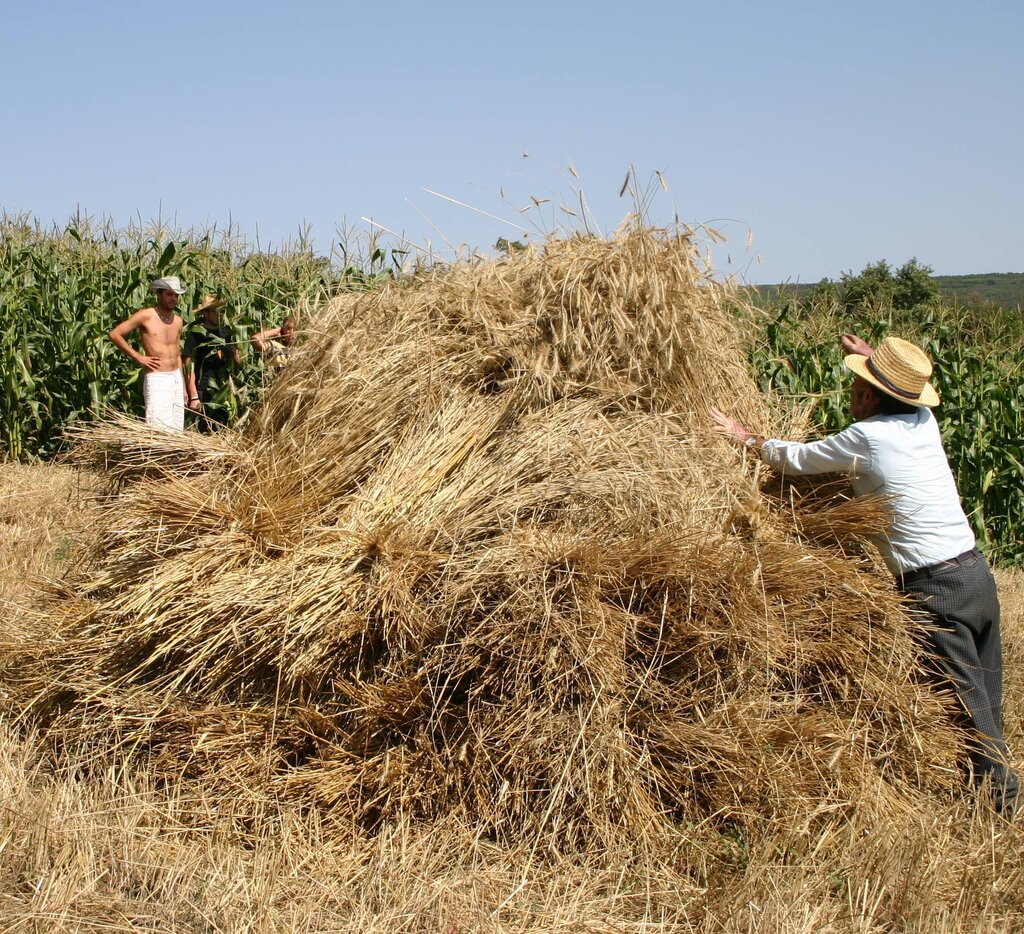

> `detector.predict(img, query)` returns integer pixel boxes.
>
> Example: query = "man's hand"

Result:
[710,408,753,444]
[840,334,873,357]
[138,354,163,371]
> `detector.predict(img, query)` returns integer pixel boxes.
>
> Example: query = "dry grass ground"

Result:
[1,462,1023,932]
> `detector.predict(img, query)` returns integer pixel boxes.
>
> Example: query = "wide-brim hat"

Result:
[195,295,226,314]
[844,336,940,407]
[150,275,186,295]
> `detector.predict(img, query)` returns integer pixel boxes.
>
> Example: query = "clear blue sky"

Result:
[4,0,1021,283]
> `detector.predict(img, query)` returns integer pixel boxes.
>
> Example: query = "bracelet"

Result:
[189,396,200,402]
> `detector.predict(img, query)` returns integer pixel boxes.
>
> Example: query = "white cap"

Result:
[150,275,186,295]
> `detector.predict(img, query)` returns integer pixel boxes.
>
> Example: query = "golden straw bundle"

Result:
[8,226,960,851]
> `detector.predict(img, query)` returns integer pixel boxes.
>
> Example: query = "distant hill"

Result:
[756,272,1024,311]
[931,273,1024,310]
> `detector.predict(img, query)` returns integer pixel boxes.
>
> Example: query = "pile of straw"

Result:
[9,227,960,848]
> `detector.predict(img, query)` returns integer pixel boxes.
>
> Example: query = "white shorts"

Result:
[144,370,185,431]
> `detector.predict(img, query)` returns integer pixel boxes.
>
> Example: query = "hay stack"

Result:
[9,227,961,848]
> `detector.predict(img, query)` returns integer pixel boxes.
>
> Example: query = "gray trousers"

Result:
[900,548,1018,811]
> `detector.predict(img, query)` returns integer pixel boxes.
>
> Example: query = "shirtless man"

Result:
[109,275,196,430]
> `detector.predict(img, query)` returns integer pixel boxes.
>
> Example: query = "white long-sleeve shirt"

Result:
[759,407,975,574]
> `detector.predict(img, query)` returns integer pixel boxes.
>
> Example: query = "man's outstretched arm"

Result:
[252,326,281,354]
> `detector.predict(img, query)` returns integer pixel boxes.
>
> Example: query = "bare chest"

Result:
[140,312,183,345]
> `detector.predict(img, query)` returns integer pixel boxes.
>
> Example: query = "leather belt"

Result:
[899,547,980,587]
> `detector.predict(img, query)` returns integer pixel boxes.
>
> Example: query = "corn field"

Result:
[749,296,1024,565]
[0,214,383,458]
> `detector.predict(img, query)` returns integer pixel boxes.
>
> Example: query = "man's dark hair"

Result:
[871,385,920,416]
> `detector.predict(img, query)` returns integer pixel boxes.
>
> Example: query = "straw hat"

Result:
[195,295,227,314]
[844,336,940,407]
[150,275,186,295]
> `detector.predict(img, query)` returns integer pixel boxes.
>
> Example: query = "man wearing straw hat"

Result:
[711,335,1017,814]
[108,275,191,431]
[184,295,242,429]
